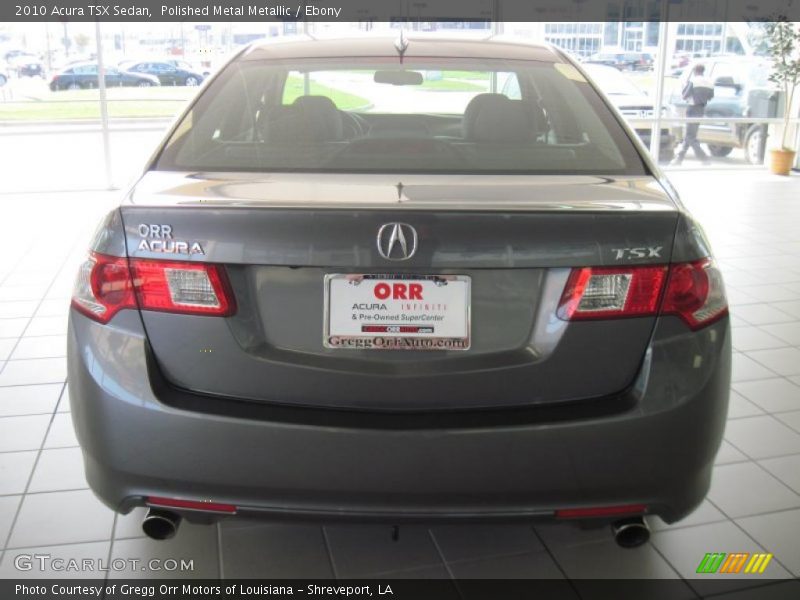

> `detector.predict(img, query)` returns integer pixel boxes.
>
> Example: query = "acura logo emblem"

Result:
[376,223,418,261]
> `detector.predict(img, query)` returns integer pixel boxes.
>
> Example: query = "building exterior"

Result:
[508,22,751,59]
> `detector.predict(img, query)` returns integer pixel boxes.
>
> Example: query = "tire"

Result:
[184,76,199,86]
[66,82,81,91]
[138,81,152,88]
[744,126,765,165]
[707,145,733,157]
[0,75,7,87]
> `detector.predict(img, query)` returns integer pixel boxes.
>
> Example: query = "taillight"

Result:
[71,253,135,323]
[71,252,235,323]
[129,259,235,316]
[558,259,727,329]
[662,258,727,329]
[558,266,668,320]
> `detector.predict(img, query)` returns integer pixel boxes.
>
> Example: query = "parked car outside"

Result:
[49,62,160,91]
[582,63,674,161]
[0,64,8,87]
[165,58,213,78]
[68,37,730,547]
[16,60,45,78]
[123,60,205,86]
[8,53,45,78]
[668,57,778,164]
[116,59,138,71]
[671,53,691,70]
[585,51,654,71]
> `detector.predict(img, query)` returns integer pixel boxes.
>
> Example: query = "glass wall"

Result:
[0,20,797,193]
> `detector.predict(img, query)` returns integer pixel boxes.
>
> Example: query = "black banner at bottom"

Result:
[3,579,800,600]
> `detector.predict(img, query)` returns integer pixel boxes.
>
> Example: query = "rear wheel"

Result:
[744,126,765,165]
[67,82,81,91]
[138,81,152,88]
[707,145,733,157]
[185,76,199,86]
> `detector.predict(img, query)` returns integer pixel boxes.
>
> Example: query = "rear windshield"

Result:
[155,57,647,175]
[583,65,643,97]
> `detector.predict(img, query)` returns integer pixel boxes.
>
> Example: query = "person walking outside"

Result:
[671,64,714,165]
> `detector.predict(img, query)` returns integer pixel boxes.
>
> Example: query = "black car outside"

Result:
[123,61,204,86]
[16,60,44,78]
[164,59,211,77]
[8,53,45,78]
[49,63,160,91]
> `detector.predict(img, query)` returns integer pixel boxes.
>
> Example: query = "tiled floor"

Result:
[1,170,800,596]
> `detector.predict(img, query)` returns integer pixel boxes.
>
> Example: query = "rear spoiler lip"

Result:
[124,172,678,213]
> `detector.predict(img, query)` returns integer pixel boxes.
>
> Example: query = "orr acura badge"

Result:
[137,223,205,255]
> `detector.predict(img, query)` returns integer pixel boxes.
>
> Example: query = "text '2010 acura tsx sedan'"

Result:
[67,36,730,547]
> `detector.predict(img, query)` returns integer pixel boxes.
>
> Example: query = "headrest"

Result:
[463,93,535,143]
[291,95,344,141]
[261,95,344,143]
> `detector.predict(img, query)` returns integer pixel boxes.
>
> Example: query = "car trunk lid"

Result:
[121,171,678,411]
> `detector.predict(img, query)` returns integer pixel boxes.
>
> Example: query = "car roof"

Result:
[239,35,562,63]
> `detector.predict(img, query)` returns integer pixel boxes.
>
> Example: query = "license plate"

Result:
[324,274,471,351]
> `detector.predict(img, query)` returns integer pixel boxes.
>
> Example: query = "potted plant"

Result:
[765,20,800,175]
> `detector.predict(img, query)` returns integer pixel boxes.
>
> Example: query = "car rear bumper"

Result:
[67,309,730,524]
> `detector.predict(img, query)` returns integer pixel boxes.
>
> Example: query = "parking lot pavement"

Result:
[0,170,799,591]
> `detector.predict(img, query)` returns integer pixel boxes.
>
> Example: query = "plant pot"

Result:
[769,149,796,176]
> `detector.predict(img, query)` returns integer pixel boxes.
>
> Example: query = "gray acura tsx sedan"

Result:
[67,35,730,547]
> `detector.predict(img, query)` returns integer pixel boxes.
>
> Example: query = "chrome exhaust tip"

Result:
[142,508,181,540]
[611,516,650,548]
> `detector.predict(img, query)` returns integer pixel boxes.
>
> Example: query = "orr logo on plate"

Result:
[325,275,470,350]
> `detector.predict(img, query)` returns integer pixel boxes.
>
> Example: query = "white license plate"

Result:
[324,274,471,351]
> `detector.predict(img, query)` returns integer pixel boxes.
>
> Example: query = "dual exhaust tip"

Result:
[612,517,650,548]
[141,508,651,548]
[142,508,181,541]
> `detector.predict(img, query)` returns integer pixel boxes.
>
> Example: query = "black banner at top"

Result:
[4,0,800,22]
